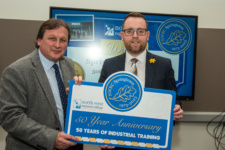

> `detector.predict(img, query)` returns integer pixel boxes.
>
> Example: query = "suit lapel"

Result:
[145,52,156,88]
[31,50,59,120]
[117,53,126,71]
[59,58,70,89]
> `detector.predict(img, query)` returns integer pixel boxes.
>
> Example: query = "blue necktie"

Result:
[53,64,67,122]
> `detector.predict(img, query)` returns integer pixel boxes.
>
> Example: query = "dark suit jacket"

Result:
[0,50,82,150]
[99,51,181,105]
[99,51,180,150]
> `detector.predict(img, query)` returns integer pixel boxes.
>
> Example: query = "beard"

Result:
[124,39,147,55]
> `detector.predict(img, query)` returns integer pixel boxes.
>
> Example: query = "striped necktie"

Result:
[53,64,67,122]
[130,58,138,76]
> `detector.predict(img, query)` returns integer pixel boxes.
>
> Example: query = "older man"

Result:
[0,19,82,150]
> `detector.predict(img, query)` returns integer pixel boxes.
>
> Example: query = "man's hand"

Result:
[66,76,82,92]
[173,104,183,120]
[74,76,82,85]
[99,145,115,149]
[54,132,79,149]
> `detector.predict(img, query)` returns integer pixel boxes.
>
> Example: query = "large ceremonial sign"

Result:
[65,72,176,149]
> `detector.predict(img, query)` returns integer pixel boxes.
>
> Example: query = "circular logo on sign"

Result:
[103,72,143,112]
[74,61,85,80]
[157,19,192,54]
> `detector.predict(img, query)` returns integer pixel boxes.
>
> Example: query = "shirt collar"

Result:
[126,50,147,64]
[38,49,60,70]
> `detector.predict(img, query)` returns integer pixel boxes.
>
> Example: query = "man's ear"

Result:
[120,32,124,41]
[147,31,150,41]
[37,38,41,46]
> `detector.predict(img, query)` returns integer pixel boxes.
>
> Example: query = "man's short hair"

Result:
[122,12,148,30]
[35,18,71,48]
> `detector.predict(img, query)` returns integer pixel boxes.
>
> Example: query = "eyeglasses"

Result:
[123,28,148,36]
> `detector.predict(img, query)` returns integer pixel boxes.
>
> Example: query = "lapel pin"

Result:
[149,58,156,64]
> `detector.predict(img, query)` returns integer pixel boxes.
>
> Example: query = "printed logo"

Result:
[73,99,81,109]
[105,24,114,36]
[157,19,192,54]
[103,72,143,111]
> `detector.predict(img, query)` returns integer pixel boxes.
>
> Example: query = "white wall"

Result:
[0,0,225,29]
[0,0,224,149]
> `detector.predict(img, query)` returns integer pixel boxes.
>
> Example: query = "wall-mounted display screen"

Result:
[50,7,198,100]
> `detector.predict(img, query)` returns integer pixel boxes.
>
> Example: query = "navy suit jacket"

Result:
[99,51,181,105]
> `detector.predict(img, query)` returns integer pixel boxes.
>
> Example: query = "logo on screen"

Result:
[157,19,192,54]
[105,24,114,36]
[103,72,143,112]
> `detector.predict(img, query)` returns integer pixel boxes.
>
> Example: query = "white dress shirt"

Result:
[125,50,147,87]
[39,49,65,130]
